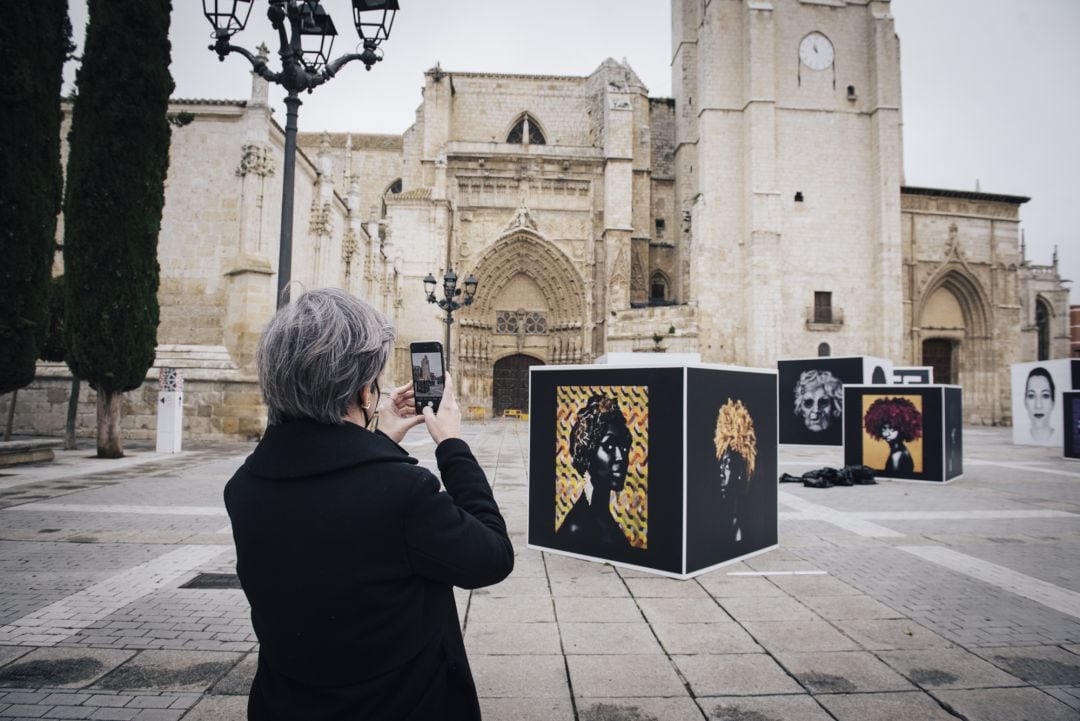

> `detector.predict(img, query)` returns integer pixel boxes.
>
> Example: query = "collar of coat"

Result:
[243,419,418,479]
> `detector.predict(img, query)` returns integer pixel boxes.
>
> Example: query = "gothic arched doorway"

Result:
[493,354,543,416]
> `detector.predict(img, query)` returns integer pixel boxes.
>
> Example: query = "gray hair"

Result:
[256,288,394,425]
[793,369,843,417]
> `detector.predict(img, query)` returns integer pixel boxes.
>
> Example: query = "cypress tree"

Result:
[0,2,69,396]
[63,0,173,457]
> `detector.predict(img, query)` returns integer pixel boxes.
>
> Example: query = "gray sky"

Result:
[64,1,1079,289]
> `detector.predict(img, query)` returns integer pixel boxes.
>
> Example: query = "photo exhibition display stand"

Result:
[777,356,894,446]
[1064,391,1080,461]
[1010,359,1080,448]
[528,363,778,579]
[842,384,963,484]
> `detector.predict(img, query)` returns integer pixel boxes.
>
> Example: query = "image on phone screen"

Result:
[411,345,445,413]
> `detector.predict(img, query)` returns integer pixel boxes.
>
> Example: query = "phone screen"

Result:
[411,344,445,413]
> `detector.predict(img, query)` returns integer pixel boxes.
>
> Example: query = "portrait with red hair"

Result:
[863,396,923,474]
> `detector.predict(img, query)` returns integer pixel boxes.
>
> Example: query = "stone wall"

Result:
[2,355,265,443]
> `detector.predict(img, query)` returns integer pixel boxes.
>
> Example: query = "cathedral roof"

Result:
[296,132,403,150]
[902,185,1030,205]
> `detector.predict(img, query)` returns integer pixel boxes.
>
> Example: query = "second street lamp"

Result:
[201,0,400,308]
[424,270,478,373]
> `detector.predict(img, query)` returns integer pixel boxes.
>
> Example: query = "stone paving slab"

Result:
[816,690,961,720]
[90,650,243,694]
[878,647,1028,689]
[565,654,686,698]
[716,594,818,622]
[797,593,905,620]
[673,653,803,696]
[931,686,1079,721]
[650,622,762,656]
[0,648,135,689]
[704,694,835,720]
[479,697,575,721]
[774,650,916,693]
[559,623,663,655]
[469,655,569,699]
[577,697,703,721]
[464,622,564,655]
[836,618,955,650]
[549,575,631,598]
[740,620,861,653]
[973,644,1080,686]
[635,598,731,625]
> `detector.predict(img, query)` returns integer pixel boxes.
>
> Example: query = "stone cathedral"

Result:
[12,0,1071,440]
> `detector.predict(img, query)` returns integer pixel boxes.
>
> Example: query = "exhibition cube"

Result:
[778,355,894,446]
[527,363,778,578]
[1011,359,1080,447]
[842,384,963,483]
[1065,391,1080,461]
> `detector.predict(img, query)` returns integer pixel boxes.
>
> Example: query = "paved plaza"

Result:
[0,420,1078,720]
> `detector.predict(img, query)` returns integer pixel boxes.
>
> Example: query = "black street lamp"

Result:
[424,270,478,373]
[201,0,400,308]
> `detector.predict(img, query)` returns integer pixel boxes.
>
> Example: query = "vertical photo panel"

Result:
[862,394,925,476]
[528,366,683,575]
[1065,391,1080,461]
[686,367,778,573]
[554,385,649,549]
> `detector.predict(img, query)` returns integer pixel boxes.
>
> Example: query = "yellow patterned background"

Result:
[554,385,649,548]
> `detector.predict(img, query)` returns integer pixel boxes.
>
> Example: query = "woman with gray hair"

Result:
[225,288,513,721]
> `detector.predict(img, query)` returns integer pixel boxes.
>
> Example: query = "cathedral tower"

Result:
[673,0,903,365]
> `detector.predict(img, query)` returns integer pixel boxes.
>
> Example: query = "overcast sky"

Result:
[64,0,1079,288]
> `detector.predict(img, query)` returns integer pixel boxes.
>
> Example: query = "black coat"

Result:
[224,420,514,720]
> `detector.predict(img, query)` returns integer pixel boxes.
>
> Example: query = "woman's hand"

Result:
[423,372,461,445]
[377,381,425,444]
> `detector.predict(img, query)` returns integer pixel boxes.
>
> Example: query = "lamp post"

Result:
[201,0,400,308]
[424,270,478,373]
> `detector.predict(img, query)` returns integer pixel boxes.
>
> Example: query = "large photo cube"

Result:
[778,356,893,446]
[1011,359,1079,447]
[842,384,963,483]
[528,363,777,578]
[1064,391,1080,461]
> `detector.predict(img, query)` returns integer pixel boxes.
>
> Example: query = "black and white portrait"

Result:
[778,357,864,446]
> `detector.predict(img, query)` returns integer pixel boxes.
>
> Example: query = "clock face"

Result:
[799,32,834,71]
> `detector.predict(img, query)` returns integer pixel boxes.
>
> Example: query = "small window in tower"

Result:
[655,218,666,237]
[388,179,402,194]
[818,342,831,357]
[650,272,669,303]
[507,115,545,145]
[795,191,804,202]
[814,291,833,324]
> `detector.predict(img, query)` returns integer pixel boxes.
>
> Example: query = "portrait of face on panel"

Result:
[845,385,946,483]
[862,394,924,478]
[778,358,863,445]
[1011,361,1070,447]
[554,386,648,551]
[685,368,778,572]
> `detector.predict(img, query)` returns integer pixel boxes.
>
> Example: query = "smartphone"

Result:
[410,341,445,414]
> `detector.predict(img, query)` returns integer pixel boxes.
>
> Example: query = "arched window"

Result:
[507,114,545,145]
[650,272,669,303]
[380,178,402,218]
[1036,297,1052,361]
[817,342,831,357]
